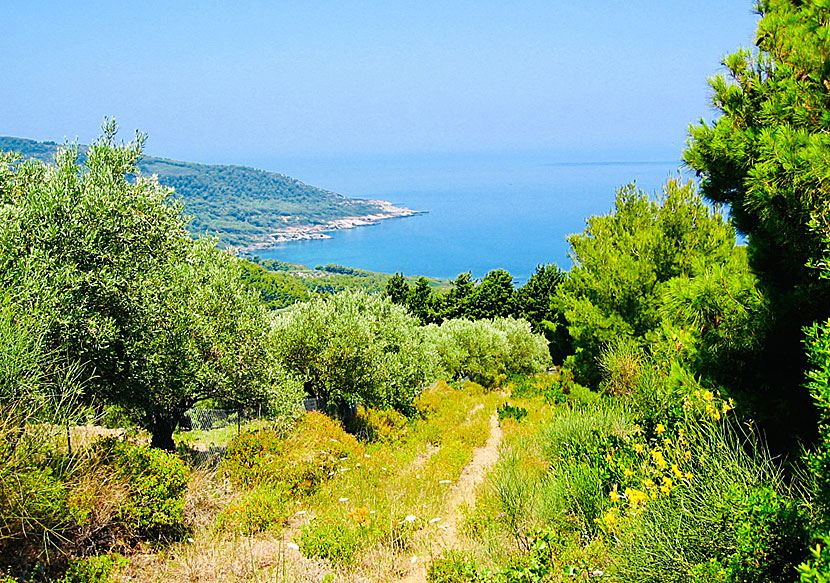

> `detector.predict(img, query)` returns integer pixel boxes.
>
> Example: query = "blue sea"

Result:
[252,152,687,284]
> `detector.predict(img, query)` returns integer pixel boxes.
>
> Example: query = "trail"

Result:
[399,412,503,583]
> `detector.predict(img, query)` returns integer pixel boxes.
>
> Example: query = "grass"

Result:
[109,379,503,583]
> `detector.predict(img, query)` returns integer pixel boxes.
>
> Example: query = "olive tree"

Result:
[0,121,297,449]
[270,290,435,413]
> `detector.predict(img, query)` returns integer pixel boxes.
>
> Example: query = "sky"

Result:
[2,2,759,172]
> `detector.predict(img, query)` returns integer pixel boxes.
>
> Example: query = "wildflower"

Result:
[685,472,693,480]
[644,478,656,490]
[404,514,417,523]
[605,452,614,465]
[601,509,618,531]
[633,443,644,454]
[722,399,734,414]
[624,468,635,478]
[429,517,441,524]
[625,487,649,509]
[655,423,666,435]
[287,542,300,551]
[609,485,620,503]
[338,497,349,502]
[650,450,667,470]
[684,450,692,461]
[702,390,714,402]
[348,507,370,525]
[671,463,683,479]
[661,477,673,494]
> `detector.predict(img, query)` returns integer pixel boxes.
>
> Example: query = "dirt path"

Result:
[399,412,503,583]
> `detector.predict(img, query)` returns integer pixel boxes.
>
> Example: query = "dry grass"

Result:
[109,380,509,583]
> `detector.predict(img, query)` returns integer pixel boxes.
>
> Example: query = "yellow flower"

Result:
[661,477,673,494]
[685,472,694,480]
[702,390,714,402]
[624,468,635,478]
[644,478,656,490]
[655,423,666,435]
[684,450,692,461]
[671,463,683,479]
[633,443,645,454]
[602,509,618,531]
[348,507,370,525]
[605,452,614,465]
[609,485,620,503]
[625,487,649,509]
[650,450,667,470]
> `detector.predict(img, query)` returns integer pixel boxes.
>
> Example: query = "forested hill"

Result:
[0,136,387,248]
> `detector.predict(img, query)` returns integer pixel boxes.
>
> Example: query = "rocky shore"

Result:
[236,199,423,253]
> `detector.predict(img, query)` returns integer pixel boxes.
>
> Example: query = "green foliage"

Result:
[93,438,189,540]
[425,317,551,383]
[497,403,528,422]
[271,291,434,411]
[557,179,735,386]
[0,123,296,450]
[0,466,70,557]
[220,412,364,492]
[214,484,292,535]
[798,535,830,583]
[0,135,388,249]
[299,518,364,566]
[805,318,830,526]
[685,0,830,447]
[427,550,483,583]
[614,421,804,583]
[59,554,127,583]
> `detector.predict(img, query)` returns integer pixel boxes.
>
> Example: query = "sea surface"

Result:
[253,152,689,284]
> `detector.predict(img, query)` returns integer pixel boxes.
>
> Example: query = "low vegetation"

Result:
[4,2,830,581]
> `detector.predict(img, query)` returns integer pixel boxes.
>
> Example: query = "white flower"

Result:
[338,497,349,502]
[429,517,441,524]
[404,514,417,523]
[287,542,300,551]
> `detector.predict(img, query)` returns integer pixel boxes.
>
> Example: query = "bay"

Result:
[253,153,687,284]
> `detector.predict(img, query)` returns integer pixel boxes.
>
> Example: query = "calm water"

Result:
[254,153,686,284]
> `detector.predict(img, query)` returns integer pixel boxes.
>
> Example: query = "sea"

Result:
[252,152,688,285]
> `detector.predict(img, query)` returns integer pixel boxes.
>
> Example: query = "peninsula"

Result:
[0,136,423,250]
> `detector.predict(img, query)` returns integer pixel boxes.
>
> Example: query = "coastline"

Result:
[236,199,423,254]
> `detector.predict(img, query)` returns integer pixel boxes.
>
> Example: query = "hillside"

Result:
[0,136,418,249]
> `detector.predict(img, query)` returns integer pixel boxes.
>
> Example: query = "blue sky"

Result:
[2,2,759,167]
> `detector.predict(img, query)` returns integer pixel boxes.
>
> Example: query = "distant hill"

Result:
[0,136,396,248]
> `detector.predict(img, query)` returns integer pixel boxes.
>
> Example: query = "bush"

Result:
[60,553,127,583]
[215,484,292,535]
[425,317,551,382]
[93,438,189,540]
[220,412,364,492]
[299,518,364,566]
[0,466,70,558]
[614,420,806,583]
[427,550,483,583]
[270,291,435,412]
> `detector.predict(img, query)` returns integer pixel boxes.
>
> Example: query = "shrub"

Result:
[427,550,483,583]
[220,412,364,492]
[93,438,189,540]
[614,420,806,583]
[0,466,70,558]
[59,553,127,583]
[214,484,292,535]
[497,403,528,423]
[270,291,435,412]
[299,518,363,566]
[425,317,551,382]
[349,405,410,443]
